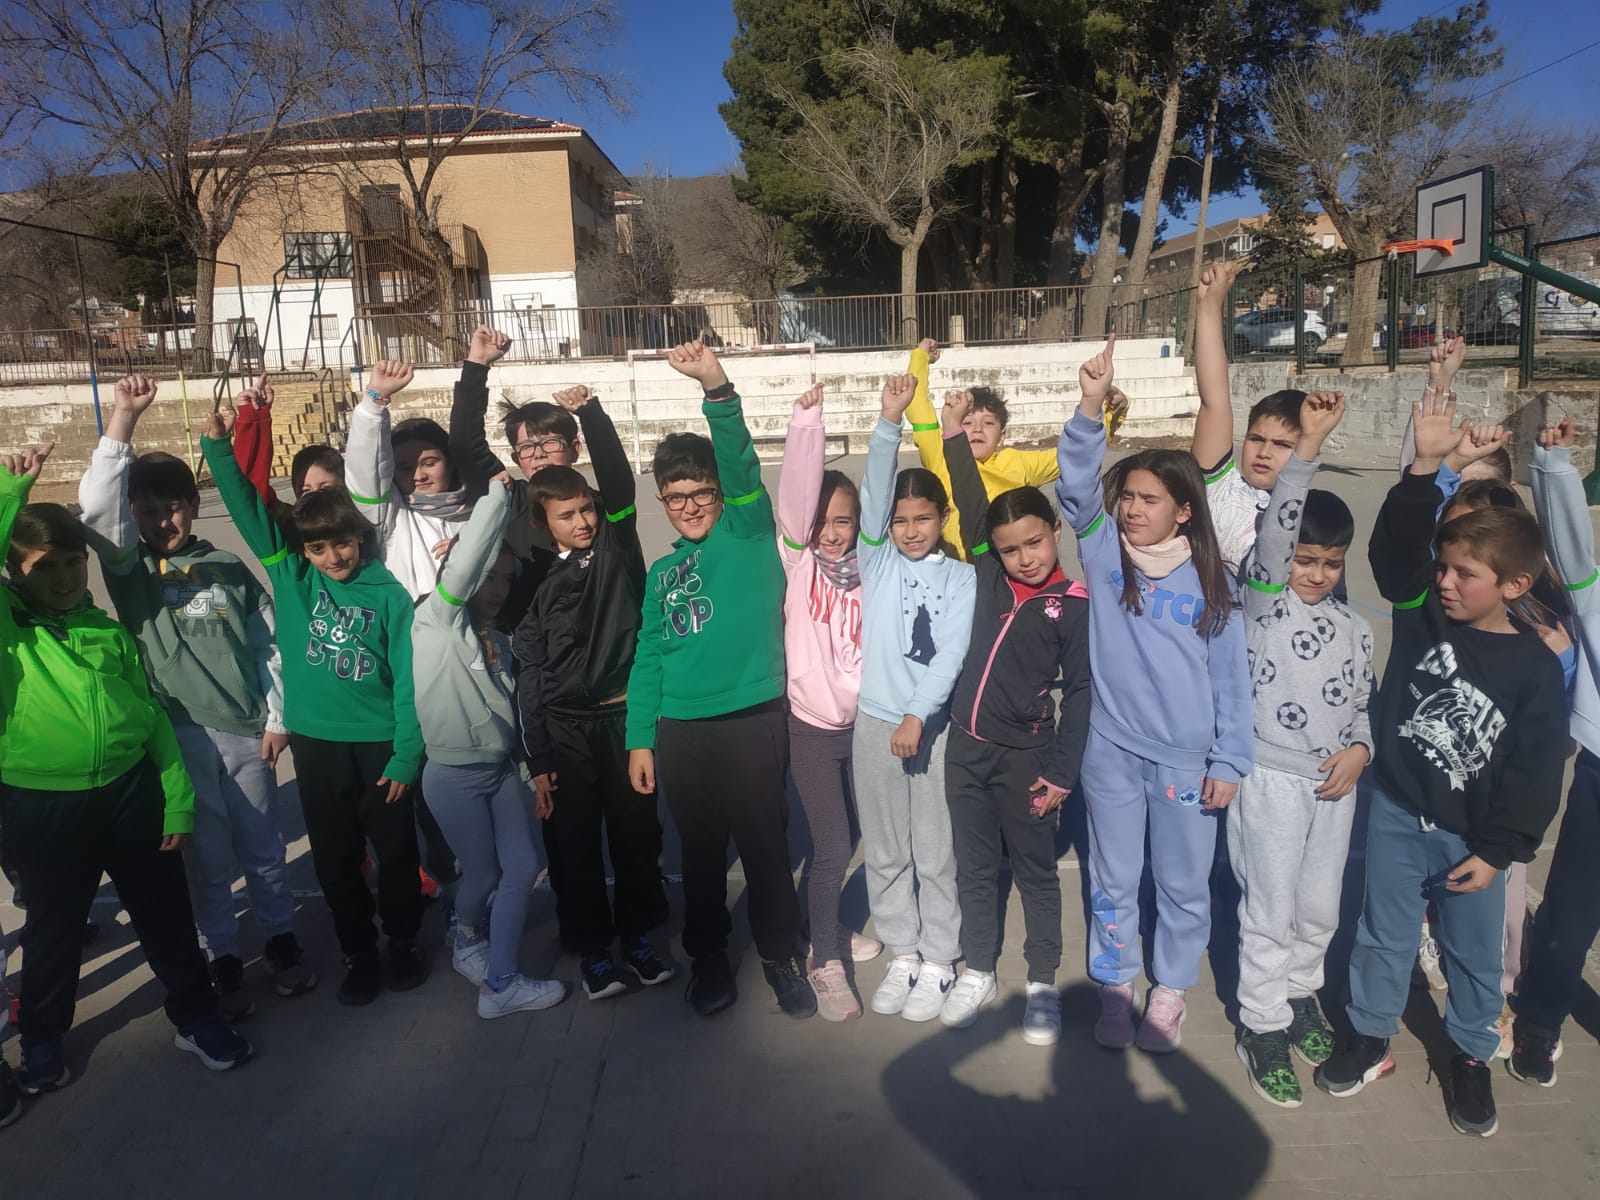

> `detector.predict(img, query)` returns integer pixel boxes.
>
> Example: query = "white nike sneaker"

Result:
[901,961,957,1023]
[871,955,921,1015]
[939,969,997,1029]
[452,938,490,988]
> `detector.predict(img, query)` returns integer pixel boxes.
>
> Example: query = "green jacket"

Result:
[200,435,424,784]
[625,391,787,750]
[0,472,196,834]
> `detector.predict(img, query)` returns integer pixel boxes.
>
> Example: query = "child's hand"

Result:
[1535,620,1573,658]
[1408,386,1468,471]
[941,389,973,435]
[430,537,455,561]
[665,339,731,392]
[1104,385,1130,426]
[795,383,824,411]
[1,442,56,479]
[889,714,923,758]
[1429,335,1466,390]
[1445,853,1497,893]
[238,372,275,411]
[1315,744,1369,799]
[1078,333,1116,407]
[159,833,190,852]
[377,775,409,804]
[918,336,941,363]
[1538,418,1577,451]
[1201,777,1237,810]
[1296,391,1345,459]
[200,403,236,440]
[532,772,557,819]
[1029,778,1068,818]
[553,385,592,412]
[468,325,513,366]
[880,373,917,423]
[1197,261,1238,308]
[366,360,414,401]
[114,373,158,414]
[1446,423,1510,472]
[628,749,656,794]
[260,731,288,771]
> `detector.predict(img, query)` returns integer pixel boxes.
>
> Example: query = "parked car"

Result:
[1232,308,1328,355]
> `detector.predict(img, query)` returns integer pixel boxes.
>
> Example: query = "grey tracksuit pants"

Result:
[852,711,961,964]
[1227,762,1356,1034]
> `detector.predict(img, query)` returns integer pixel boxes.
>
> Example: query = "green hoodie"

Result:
[200,435,424,784]
[0,471,196,834]
[625,391,787,750]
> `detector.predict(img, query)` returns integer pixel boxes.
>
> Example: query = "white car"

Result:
[1232,308,1328,354]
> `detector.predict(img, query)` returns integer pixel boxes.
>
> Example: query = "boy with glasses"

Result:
[625,341,815,1020]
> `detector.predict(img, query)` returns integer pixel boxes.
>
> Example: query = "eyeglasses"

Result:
[514,436,571,460]
[659,486,721,513]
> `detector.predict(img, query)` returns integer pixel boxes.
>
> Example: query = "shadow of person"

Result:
[881,986,1271,1199]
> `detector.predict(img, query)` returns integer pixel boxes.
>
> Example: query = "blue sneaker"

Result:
[174,1015,253,1072]
[18,1038,70,1095]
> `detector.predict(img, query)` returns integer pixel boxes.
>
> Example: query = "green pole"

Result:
[1385,256,1400,372]
[1488,243,1600,305]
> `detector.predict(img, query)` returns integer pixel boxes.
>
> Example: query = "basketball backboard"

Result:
[1413,165,1494,276]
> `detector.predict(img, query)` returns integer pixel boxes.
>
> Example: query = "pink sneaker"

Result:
[1094,983,1138,1048]
[1135,986,1187,1053]
[850,932,884,963]
[810,960,861,1023]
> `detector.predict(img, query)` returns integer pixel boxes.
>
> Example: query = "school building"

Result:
[206,105,625,369]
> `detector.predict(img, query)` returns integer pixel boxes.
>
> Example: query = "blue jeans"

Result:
[1348,784,1505,1061]
[1516,750,1600,1037]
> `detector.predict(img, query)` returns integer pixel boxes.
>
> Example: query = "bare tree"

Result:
[1458,119,1600,242]
[577,167,679,306]
[773,35,1002,342]
[672,174,805,343]
[0,1,336,359]
[318,0,618,311]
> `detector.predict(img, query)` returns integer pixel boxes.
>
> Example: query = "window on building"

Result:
[1233,233,1260,253]
[284,232,353,279]
[316,314,341,342]
[1322,233,1336,249]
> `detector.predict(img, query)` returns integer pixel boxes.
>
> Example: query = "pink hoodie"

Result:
[779,401,863,731]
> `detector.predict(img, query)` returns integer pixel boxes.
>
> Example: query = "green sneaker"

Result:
[1237,1028,1303,1108]
[1288,996,1335,1066]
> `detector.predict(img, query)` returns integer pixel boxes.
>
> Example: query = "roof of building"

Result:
[197,104,587,150]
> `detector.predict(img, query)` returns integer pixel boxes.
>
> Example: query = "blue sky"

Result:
[565,0,1600,236]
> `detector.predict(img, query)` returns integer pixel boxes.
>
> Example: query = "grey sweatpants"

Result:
[851,711,961,964]
[1227,762,1356,1034]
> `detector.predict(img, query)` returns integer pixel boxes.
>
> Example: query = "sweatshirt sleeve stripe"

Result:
[910,421,940,432]
[859,532,886,547]
[259,548,289,567]
[1564,567,1599,591]
[1245,577,1286,595]
[1204,458,1236,484]
[781,534,806,551]
[605,504,636,523]
[347,488,388,505]
[725,485,764,507]
[1076,512,1105,539]
[1394,589,1429,610]
[970,541,990,557]
[436,581,466,607]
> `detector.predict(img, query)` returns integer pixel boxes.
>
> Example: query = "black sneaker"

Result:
[263,932,318,997]
[1449,1049,1498,1137]
[1287,996,1335,1066]
[1236,1028,1302,1108]
[762,953,818,1020]
[621,936,675,987]
[1506,1021,1560,1087]
[337,950,383,1007]
[209,954,256,1022]
[387,939,429,991]
[581,954,629,1000]
[174,1014,253,1072]
[685,952,737,1017]
[18,1038,70,1095]
[1313,1034,1393,1097]
[0,1060,22,1130]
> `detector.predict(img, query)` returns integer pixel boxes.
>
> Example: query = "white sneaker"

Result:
[477,975,568,1019]
[902,962,957,1023]
[871,955,921,1015]
[939,969,997,1029]
[452,938,489,987]
[1022,982,1062,1046]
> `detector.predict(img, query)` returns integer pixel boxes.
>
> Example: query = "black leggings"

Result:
[788,715,858,965]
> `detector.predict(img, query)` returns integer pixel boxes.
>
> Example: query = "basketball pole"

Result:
[1485,244,1600,307]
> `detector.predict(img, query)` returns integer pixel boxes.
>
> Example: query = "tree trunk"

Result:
[1343,251,1383,367]
[1183,90,1221,355]
[899,237,922,345]
[1047,146,1098,286]
[1124,67,1184,291]
[1082,99,1132,338]
[975,157,996,286]
[192,254,218,374]
[995,143,1017,292]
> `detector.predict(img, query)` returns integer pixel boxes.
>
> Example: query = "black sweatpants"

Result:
[541,708,669,957]
[289,734,424,955]
[656,699,804,963]
[945,726,1063,983]
[0,759,219,1043]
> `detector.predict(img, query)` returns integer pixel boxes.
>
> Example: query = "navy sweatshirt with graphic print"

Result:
[1368,470,1568,868]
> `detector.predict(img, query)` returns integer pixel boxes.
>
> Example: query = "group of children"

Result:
[2,273,1598,1143]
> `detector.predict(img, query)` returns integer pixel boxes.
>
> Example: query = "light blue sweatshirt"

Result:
[1529,443,1599,755]
[1055,411,1254,783]
[856,418,976,726]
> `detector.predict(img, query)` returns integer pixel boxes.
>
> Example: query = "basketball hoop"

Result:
[1383,238,1456,260]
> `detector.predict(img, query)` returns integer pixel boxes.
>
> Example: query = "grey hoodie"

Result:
[1529,443,1600,756]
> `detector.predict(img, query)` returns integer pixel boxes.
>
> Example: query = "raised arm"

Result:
[1241,392,1343,617]
[1054,409,1110,536]
[345,359,411,535]
[904,337,957,506]
[778,384,826,564]
[942,391,991,556]
[79,373,156,571]
[1530,420,1596,587]
[0,445,52,636]
[565,388,637,531]
[448,326,514,499]
[199,410,290,567]
[232,374,280,509]
[860,374,918,551]
[664,340,773,541]
[430,478,512,616]
[1369,388,1467,604]
[1191,262,1238,471]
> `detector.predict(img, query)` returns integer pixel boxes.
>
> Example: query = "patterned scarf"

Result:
[814,546,861,592]
[407,486,473,524]
[1121,532,1191,580]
